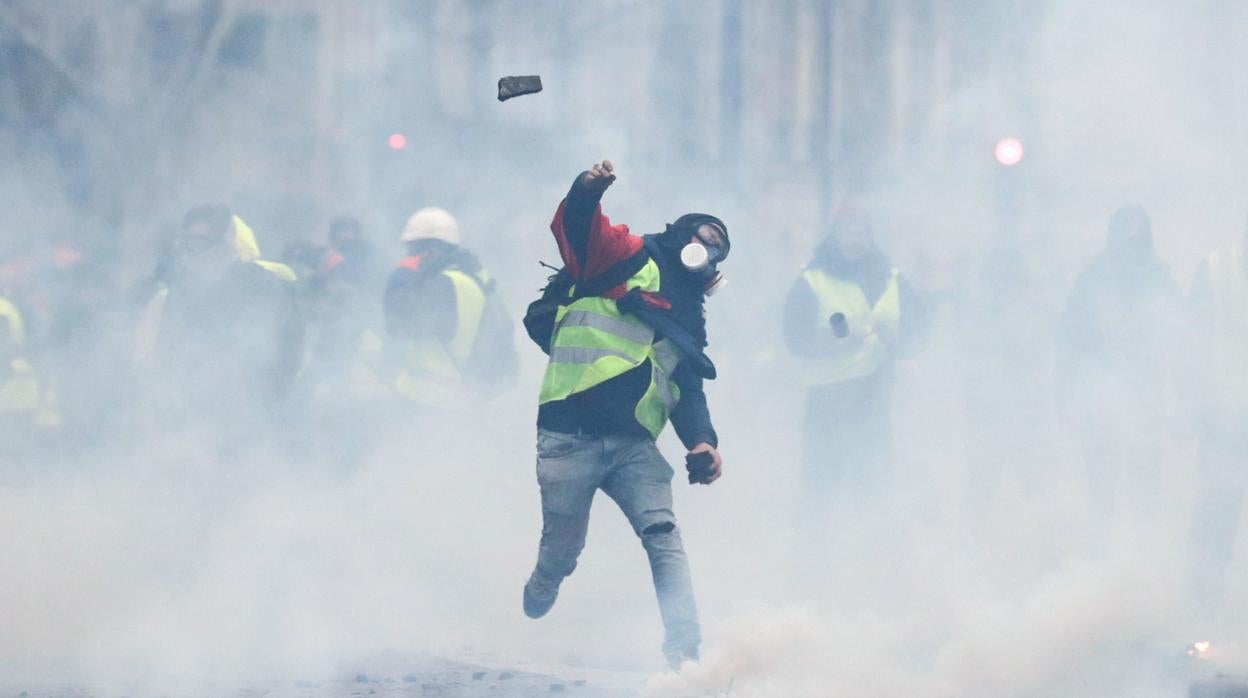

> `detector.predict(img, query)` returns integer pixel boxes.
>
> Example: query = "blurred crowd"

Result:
[782,202,1246,622]
[0,203,518,464]
[0,194,1244,622]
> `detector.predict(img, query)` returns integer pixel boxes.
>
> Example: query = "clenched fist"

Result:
[584,160,616,191]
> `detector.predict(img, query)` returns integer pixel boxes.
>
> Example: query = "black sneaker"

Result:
[523,580,557,619]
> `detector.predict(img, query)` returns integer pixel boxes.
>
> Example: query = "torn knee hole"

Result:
[642,521,675,535]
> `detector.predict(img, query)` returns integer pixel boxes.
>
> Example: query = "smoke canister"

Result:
[830,312,849,338]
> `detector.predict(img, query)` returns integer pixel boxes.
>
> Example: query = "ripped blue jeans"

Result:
[527,428,701,658]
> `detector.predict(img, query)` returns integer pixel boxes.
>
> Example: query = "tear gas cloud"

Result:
[1,1,1245,696]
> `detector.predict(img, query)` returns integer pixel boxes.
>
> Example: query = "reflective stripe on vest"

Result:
[549,345,639,365]
[558,309,655,346]
[394,267,488,407]
[254,259,298,283]
[636,337,684,439]
[445,270,487,364]
[0,299,37,414]
[0,297,25,346]
[538,258,683,440]
[800,267,901,386]
[233,215,261,261]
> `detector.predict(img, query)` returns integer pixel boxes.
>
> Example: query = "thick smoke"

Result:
[1,1,1246,696]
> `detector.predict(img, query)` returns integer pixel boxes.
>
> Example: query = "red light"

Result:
[994,137,1024,166]
[388,133,408,150]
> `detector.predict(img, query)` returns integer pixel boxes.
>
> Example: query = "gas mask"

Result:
[654,214,730,298]
[679,241,727,296]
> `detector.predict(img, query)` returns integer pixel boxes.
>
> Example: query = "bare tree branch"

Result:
[0,3,112,113]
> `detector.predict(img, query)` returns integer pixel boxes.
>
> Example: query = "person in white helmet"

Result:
[382,207,516,408]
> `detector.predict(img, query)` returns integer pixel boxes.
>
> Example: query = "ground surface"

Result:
[0,654,652,698]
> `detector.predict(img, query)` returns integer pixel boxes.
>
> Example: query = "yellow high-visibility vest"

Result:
[799,267,901,386]
[0,297,39,414]
[232,215,296,282]
[394,268,489,408]
[538,259,683,440]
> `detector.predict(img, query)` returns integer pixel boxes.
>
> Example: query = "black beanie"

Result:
[655,213,730,263]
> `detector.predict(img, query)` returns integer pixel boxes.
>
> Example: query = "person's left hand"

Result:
[689,442,723,484]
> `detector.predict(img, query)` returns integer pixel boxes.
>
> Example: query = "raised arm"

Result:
[551,160,642,282]
[562,161,615,263]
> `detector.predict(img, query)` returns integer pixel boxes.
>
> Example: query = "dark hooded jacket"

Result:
[536,172,720,448]
[383,242,486,344]
[1055,207,1182,407]
[155,259,303,426]
[383,241,518,394]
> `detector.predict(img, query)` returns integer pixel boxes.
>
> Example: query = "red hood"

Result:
[550,200,644,283]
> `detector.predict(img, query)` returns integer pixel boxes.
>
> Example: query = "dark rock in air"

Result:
[498,75,543,102]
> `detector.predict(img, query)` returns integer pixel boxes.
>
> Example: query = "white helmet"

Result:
[400,207,459,245]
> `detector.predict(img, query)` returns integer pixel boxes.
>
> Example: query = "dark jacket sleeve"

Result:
[236,265,304,401]
[562,172,606,267]
[783,275,832,357]
[670,362,718,449]
[383,269,457,343]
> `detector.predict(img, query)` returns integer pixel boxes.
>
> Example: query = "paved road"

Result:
[1,654,653,698]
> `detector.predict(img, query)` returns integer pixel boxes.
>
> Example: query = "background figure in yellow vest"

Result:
[383,207,517,411]
[1055,207,1182,538]
[142,204,304,436]
[783,208,929,529]
[1186,221,1248,609]
[522,161,727,670]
